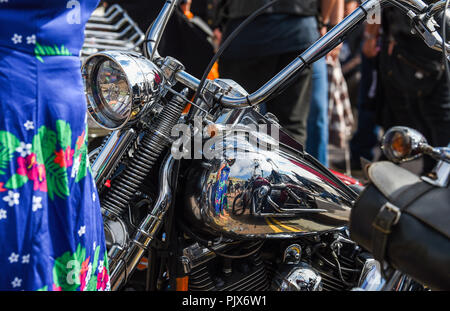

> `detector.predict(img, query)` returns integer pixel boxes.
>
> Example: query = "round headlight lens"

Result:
[96,60,131,123]
[82,51,165,130]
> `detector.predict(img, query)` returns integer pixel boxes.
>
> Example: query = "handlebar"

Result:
[147,0,449,109]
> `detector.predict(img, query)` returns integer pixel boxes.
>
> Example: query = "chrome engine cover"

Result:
[182,113,357,239]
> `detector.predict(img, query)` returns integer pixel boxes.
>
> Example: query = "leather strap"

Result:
[371,181,434,263]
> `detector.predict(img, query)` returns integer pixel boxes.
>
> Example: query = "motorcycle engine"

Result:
[179,229,367,291]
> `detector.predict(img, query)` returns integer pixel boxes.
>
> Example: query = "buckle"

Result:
[380,202,402,225]
[372,202,402,234]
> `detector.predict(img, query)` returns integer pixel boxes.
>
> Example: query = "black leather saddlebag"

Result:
[350,161,450,290]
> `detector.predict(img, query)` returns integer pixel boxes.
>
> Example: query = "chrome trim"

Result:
[393,0,428,11]
[146,0,179,61]
[82,5,145,58]
[356,259,386,291]
[422,158,450,187]
[109,154,176,291]
[175,69,201,91]
[183,129,354,239]
[273,262,323,291]
[91,129,136,194]
[82,51,165,130]
[180,242,232,274]
[381,126,428,163]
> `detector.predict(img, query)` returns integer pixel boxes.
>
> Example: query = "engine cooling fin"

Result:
[188,252,270,291]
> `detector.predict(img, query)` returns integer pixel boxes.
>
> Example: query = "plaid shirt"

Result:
[327,59,355,148]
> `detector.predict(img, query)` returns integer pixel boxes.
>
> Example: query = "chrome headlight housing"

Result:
[82,51,164,130]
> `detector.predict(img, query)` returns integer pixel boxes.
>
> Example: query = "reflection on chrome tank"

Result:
[183,130,356,239]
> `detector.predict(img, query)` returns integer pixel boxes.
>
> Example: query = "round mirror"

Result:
[381,126,428,163]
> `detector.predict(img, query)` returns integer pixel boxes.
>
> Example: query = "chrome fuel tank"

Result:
[182,120,358,239]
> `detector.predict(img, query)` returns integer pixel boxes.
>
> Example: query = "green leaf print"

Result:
[5,173,28,189]
[32,126,57,166]
[75,144,88,183]
[104,250,109,271]
[45,156,70,201]
[32,125,70,200]
[0,131,20,175]
[74,126,88,183]
[86,245,101,291]
[34,42,72,63]
[53,244,86,291]
[1,121,77,198]
[56,120,72,150]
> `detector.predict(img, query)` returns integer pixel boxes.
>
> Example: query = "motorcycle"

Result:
[82,0,450,291]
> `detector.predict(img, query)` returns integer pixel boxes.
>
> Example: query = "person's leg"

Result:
[306,57,329,166]
[419,75,450,147]
[219,55,280,115]
[265,52,313,145]
[349,55,381,162]
[219,56,278,95]
[220,53,312,145]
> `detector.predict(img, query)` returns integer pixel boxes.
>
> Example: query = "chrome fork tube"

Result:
[109,154,175,291]
[91,129,136,194]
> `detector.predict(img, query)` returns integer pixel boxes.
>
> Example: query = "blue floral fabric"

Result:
[214,164,230,215]
[0,0,110,291]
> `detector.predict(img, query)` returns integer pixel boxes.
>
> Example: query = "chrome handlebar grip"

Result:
[175,69,201,91]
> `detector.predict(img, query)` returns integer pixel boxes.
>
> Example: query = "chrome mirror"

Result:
[381,126,428,163]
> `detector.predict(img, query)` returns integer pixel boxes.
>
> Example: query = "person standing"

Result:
[218,0,339,146]
[307,0,345,166]
[0,0,109,290]
[347,23,382,170]
[378,4,450,148]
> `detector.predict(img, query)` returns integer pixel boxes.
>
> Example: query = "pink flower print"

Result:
[32,164,47,192]
[97,267,109,291]
[52,284,62,291]
[16,154,47,192]
[16,154,37,178]
[79,257,90,291]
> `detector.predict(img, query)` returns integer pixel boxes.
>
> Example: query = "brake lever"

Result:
[408,5,450,59]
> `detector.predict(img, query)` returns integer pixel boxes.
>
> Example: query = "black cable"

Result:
[315,251,361,273]
[191,0,280,108]
[331,250,356,287]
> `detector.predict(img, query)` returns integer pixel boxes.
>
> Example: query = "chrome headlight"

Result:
[82,51,164,130]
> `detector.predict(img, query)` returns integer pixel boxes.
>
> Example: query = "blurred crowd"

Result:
[105,0,450,174]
